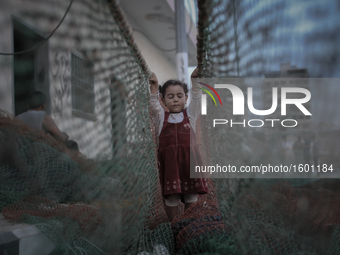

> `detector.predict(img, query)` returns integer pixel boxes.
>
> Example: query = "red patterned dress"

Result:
[158,109,209,196]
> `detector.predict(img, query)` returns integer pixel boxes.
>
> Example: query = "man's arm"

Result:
[42,114,69,142]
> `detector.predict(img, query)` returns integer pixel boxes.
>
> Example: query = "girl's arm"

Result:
[188,68,202,132]
[149,72,158,95]
[190,68,200,92]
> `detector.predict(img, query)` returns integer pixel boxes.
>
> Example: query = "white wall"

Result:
[132,31,177,84]
[0,0,177,158]
[122,12,177,85]
[0,0,115,159]
[0,2,14,114]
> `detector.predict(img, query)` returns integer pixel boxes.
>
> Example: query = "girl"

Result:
[149,70,208,221]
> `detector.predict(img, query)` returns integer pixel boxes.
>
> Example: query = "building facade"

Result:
[0,0,197,158]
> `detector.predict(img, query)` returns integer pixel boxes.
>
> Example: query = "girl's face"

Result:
[162,85,188,113]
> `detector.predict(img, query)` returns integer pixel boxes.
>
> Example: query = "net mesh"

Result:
[193,0,340,254]
[1,0,340,254]
[0,0,165,254]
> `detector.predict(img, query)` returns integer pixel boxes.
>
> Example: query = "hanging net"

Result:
[0,0,168,254]
[188,0,340,254]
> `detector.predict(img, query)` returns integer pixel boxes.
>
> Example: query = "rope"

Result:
[196,0,209,77]
[107,0,150,77]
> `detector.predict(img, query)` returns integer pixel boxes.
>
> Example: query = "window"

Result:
[71,52,96,120]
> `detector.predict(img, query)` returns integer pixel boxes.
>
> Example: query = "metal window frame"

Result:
[71,51,96,121]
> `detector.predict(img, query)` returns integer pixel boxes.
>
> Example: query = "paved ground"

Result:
[0,213,55,255]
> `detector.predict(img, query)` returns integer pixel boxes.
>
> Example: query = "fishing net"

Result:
[187,0,340,254]
[0,0,168,254]
[1,0,340,254]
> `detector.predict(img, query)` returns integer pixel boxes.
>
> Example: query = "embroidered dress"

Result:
[158,109,208,196]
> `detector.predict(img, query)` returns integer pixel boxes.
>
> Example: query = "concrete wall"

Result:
[0,0,128,158]
[0,0,167,158]
[0,1,14,114]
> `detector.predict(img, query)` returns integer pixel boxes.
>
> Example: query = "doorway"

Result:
[13,17,50,115]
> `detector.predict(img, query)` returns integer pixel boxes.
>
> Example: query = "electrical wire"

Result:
[0,0,73,56]
[0,0,195,55]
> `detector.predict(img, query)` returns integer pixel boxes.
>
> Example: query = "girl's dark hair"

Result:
[158,79,188,98]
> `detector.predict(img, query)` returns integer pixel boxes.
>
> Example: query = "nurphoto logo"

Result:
[197,82,223,111]
[199,82,312,128]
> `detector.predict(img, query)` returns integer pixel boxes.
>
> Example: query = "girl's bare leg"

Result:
[184,202,196,210]
[184,194,198,210]
[165,205,178,222]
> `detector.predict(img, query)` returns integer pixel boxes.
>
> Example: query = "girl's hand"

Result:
[191,68,200,92]
[149,72,159,94]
